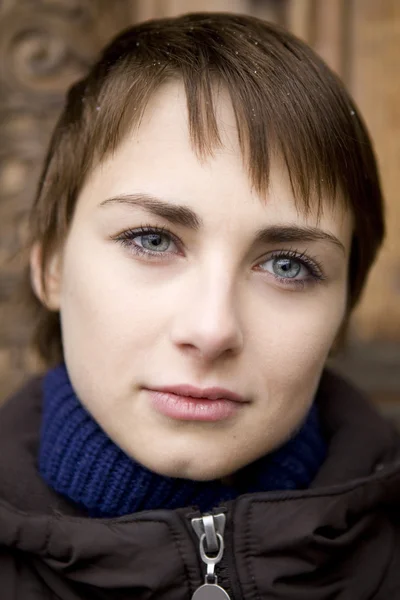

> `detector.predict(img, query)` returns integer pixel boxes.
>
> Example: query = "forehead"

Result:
[77,80,353,242]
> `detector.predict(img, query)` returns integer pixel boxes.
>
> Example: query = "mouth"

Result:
[144,384,247,422]
[150,384,246,402]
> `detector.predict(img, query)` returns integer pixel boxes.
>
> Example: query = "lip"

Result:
[144,385,247,422]
[149,384,246,403]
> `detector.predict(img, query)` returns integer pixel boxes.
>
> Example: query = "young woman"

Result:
[1,12,399,599]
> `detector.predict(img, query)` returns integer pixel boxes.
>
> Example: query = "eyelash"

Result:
[114,225,326,289]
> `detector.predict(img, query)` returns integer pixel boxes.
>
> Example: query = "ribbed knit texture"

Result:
[39,365,327,517]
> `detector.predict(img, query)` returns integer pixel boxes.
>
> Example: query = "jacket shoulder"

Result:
[0,374,85,516]
[373,510,400,599]
[0,549,55,599]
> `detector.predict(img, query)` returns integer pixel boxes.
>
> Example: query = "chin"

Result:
[138,453,235,482]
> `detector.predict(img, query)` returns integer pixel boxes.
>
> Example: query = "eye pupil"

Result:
[148,234,162,247]
[142,233,170,252]
[279,259,290,271]
[274,258,301,278]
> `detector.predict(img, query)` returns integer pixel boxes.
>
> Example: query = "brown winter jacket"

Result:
[1,369,400,599]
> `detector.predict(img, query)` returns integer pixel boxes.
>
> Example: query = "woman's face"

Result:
[35,81,353,480]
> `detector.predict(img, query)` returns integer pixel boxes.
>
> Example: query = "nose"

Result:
[170,265,244,362]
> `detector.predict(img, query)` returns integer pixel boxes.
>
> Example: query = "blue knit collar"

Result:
[39,365,327,517]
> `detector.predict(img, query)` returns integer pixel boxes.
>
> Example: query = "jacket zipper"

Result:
[190,513,232,598]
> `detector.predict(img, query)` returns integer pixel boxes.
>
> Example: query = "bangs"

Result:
[80,14,366,221]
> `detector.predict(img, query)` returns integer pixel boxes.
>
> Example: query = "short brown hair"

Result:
[27,12,385,365]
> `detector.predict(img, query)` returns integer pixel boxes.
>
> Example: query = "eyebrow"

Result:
[100,193,346,254]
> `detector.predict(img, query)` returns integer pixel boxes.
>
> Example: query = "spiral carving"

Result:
[0,2,128,97]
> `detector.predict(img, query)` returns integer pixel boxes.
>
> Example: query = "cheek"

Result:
[58,236,160,360]
[238,296,344,459]
[57,236,173,415]
[260,283,345,337]
[252,286,346,390]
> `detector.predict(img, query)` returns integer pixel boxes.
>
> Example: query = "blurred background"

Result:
[0,0,399,422]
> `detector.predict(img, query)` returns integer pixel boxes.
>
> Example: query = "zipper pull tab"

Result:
[191,513,231,599]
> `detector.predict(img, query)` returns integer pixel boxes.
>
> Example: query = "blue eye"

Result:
[115,226,180,258]
[137,232,172,252]
[258,250,325,288]
[114,227,326,289]
[272,257,302,278]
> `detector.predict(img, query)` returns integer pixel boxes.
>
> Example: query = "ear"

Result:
[30,243,63,311]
